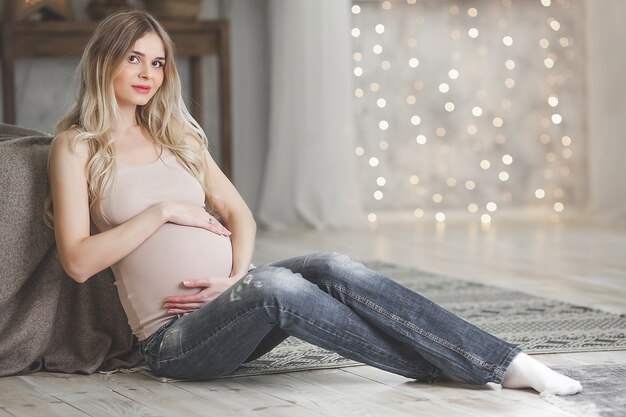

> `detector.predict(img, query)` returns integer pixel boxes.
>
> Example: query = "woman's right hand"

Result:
[159,202,231,236]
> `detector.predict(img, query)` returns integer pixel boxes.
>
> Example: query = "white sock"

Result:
[502,352,582,395]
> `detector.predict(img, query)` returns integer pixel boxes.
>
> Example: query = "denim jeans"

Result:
[140,252,521,383]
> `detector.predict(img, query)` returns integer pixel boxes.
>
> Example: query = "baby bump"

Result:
[114,223,233,317]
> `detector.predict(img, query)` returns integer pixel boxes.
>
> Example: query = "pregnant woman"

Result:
[45,9,581,395]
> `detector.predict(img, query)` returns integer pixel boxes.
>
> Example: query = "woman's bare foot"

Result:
[502,352,582,395]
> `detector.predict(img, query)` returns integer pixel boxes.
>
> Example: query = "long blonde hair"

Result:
[44,9,217,229]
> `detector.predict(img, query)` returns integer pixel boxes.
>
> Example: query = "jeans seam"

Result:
[318,279,504,376]
[492,345,523,383]
[275,309,436,379]
[280,308,422,371]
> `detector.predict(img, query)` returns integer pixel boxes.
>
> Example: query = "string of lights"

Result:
[351,0,585,226]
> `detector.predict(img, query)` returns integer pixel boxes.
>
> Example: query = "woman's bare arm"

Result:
[50,130,228,283]
[200,146,257,279]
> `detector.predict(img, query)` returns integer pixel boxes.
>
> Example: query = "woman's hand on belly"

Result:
[160,202,231,236]
[163,272,247,314]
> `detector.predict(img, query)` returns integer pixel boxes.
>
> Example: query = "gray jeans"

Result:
[140,252,521,382]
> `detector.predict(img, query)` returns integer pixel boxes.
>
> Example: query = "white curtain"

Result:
[257,0,365,229]
[585,0,626,227]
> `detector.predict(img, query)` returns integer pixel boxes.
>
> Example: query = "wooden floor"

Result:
[2,219,625,416]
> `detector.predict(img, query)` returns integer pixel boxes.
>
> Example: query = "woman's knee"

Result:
[243,265,313,301]
[304,251,359,276]
[306,251,353,267]
[301,251,379,290]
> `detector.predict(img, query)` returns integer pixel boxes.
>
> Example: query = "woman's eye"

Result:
[129,55,139,63]
[153,61,164,68]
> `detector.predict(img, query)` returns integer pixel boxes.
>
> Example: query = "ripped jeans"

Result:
[139,252,521,383]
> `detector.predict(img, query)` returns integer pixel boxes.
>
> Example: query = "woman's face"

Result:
[113,32,166,108]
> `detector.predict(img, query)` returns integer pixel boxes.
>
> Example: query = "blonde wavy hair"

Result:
[44,9,218,229]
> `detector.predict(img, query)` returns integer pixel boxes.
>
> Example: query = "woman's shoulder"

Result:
[55,126,85,140]
[51,127,89,161]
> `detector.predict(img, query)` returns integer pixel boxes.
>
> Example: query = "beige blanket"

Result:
[0,123,141,376]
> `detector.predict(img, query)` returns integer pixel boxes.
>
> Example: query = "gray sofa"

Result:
[0,123,141,376]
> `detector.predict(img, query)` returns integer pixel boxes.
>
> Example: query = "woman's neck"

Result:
[113,106,138,132]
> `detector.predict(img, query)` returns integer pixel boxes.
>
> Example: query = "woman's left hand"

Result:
[163,272,248,315]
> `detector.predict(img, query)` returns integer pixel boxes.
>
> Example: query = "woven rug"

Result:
[540,364,626,417]
[121,261,626,381]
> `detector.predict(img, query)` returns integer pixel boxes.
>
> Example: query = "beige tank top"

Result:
[94,149,233,340]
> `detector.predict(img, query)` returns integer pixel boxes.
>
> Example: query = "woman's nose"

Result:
[139,64,152,79]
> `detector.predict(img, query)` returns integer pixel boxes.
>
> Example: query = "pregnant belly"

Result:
[112,223,233,339]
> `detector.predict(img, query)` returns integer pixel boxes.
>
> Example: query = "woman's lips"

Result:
[132,86,151,94]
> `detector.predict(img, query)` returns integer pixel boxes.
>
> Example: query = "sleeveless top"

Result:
[94,149,233,340]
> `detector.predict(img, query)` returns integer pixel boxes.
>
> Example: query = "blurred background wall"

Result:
[1,0,624,228]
